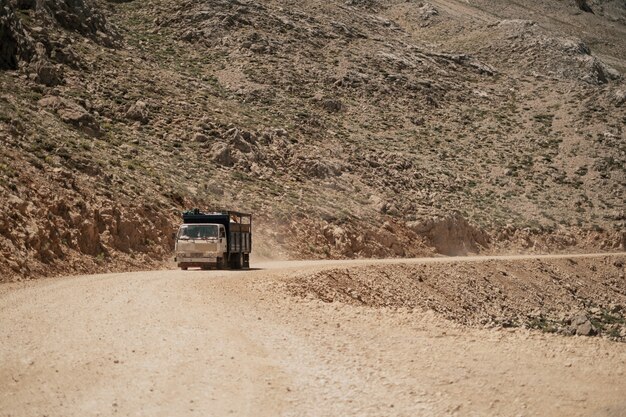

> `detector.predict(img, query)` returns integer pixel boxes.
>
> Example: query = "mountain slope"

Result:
[0,0,625,280]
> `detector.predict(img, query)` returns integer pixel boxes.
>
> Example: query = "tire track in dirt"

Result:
[1,253,625,416]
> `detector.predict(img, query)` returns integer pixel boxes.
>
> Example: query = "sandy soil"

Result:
[1,254,626,417]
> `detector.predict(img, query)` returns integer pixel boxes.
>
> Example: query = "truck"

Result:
[174,209,252,270]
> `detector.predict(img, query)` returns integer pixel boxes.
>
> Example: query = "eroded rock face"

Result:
[0,0,118,74]
[29,58,63,85]
[36,0,119,46]
[0,0,34,69]
[408,214,491,255]
[1,0,625,282]
[39,95,101,137]
[0,189,175,279]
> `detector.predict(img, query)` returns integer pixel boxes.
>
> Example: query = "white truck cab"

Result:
[175,209,252,270]
[175,224,227,269]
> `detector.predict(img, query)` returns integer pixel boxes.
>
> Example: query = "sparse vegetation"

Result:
[0,0,625,280]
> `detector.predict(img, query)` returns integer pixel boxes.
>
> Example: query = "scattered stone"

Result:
[321,98,343,113]
[568,312,597,336]
[210,143,234,166]
[58,105,101,137]
[39,96,101,137]
[419,3,439,20]
[40,0,120,46]
[125,100,149,124]
[613,90,626,107]
[193,133,209,143]
[30,59,64,86]
[15,0,36,9]
[575,0,594,14]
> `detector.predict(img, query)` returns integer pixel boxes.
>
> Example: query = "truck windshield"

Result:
[178,225,219,240]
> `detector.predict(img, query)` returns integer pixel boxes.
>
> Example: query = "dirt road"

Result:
[2,254,626,417]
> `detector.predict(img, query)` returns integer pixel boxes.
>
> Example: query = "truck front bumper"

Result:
[176,252,222,268]
[177,257,218,264]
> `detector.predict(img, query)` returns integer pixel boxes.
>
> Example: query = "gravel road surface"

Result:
[1,254,626,417]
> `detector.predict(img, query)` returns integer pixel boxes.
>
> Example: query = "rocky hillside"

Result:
[282,255,626,341]
[1,0,625,280]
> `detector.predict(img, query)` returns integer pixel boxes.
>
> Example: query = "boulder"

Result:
[568,312,597,336]
[125,100,149,124]
[38,0,120,46]
[39,96,101,137]
[193,132,209,143]
[419,3,439,20]
[321,98,343,113]
[58,106,100,136]
[15,0,35,9]
[0,0,35,69]
[30,59,63,86]
[575,0,594,13]
[210,143,234,166]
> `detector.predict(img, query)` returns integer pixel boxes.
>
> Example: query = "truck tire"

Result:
[216,256,225,270]
[230,253,243,269]
[181,266,188,271]
[243,254,250,269]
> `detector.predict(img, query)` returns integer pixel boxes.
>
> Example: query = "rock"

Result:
[39,95,101,137]
[15,0,35,10]
[583,57,620,85]
[39,0,120,46]
[193,133,209,143]
[210,143,234,166]
[125,100,149,124]
[568,312,597,336]
[575,320,596,336]
[58,106,100,136]
[30,59,64,86]
[230,133,252,153]
[575,0,594,14]
[321,98,343,113]
[419,3,439,20]
[407,214,490,255]
[0,1,35,69]
[613,90,626,107]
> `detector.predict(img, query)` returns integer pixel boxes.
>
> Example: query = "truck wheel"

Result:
[243,254,250,269]
[230,253,243,269]
[181,266,188,271]
[216,257,224,270]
